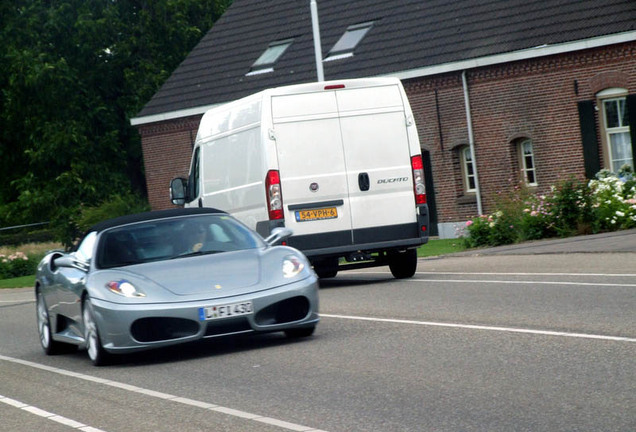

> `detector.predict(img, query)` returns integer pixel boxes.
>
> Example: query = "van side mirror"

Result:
[170,177,188,205]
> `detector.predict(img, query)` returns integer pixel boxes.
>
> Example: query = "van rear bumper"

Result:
[289,222,428,259]
[258,205,429,258]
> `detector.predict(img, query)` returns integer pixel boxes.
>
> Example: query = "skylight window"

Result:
[246,39,293,76]
[325,21,374,62]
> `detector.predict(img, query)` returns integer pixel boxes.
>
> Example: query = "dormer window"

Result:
[247,39,293,76]
[324,21,374,62]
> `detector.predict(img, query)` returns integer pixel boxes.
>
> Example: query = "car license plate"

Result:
[295,207,338,222]
[199,301,253,321]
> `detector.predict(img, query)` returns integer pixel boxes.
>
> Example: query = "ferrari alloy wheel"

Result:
[83,299,110,366]
[36,291,62,355]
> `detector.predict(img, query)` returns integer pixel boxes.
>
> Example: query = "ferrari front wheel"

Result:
[83,299,111,366]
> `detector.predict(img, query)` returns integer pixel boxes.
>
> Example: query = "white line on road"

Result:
[0,394,107,431]
[343,271,636,288]
[0,355,329,432]
[414,278,636,288]
[416,271,636,277]
[320,314,636,343]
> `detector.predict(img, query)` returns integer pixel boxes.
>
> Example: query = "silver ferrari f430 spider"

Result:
[35,208,319,365]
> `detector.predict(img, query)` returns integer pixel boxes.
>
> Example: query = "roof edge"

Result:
[131,103,223,126]
[383,31,636,81]
[131,31,636,127]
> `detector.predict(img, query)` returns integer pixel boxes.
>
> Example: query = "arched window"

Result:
[518,138,537,186]
[597,88,633,173]
[460,146,476,192]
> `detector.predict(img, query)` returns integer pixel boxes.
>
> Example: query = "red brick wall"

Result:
[138,115,202,210]
[404,41,636,223]
[138,41,636,227]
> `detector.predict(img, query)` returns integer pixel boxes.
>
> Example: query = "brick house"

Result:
[132,0,636,237]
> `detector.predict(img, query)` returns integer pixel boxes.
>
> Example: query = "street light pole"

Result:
[310,0,325,82]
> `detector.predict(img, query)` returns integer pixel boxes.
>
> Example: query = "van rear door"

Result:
[335,84,418,244]
[271,90,354,250]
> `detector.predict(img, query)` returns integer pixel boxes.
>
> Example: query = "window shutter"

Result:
[577,100,600,179]
[626,94,636,169]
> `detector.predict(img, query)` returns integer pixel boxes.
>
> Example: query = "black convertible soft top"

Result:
[88,207,227,233]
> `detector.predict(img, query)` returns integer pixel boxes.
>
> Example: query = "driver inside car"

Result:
[182,220,209,253]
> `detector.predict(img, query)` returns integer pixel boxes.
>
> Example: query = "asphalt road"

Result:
[1,235,635,431]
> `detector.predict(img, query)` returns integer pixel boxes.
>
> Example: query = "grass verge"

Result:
[0,275,35,289]
[418,238,466,257]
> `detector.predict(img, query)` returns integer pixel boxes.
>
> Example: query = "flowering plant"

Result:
[0,251,33,279]
[589,166,636,231]
[463,168,636,248]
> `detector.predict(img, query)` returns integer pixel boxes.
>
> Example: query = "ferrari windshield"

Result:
[97,214,265,269]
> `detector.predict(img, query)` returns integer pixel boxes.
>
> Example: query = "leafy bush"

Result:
[589,167,636,232]
[516,194,555,241]
[0,252,37,279]
[463,168,636,248]
[55,193,150,247]
[0,227,56,247]
[547,176,594,237]
[0,242,62,280]
[76,193,150,233]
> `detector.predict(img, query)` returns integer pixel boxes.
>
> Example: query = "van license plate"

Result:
[295,207,338,222]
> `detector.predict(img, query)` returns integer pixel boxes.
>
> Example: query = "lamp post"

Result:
[310,0,325,82]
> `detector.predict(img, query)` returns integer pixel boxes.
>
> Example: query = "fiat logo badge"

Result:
[310,182,319,192]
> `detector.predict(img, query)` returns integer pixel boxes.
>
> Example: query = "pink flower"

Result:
[466,220,473,227]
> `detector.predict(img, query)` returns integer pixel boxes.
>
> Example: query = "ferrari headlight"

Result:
[282,255,305,278]
[106,280,146,298]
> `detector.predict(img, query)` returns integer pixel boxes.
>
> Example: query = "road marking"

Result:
[361,270,636,278]
[417,271,636,277]
[0,394,107,431]
[342,271,636,288]
[0,355,328,432]
[320,314,636,343]
[414,279,636,288]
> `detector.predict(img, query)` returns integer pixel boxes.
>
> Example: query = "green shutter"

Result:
[626,94,636,169]
[577,100,600,179]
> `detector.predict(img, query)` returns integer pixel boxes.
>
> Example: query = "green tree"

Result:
[0,0,231,241]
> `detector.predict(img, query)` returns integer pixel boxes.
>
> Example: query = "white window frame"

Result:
[324,21,373,62]
[598,89,633,173]
[519,138,538,186]
[246,39,293,76]
[460,146,476,193]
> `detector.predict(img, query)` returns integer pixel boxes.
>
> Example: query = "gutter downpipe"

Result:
[310,0,325,82]
[462,70,483,216]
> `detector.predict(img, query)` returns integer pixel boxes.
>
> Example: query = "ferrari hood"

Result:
[119,249,263,298]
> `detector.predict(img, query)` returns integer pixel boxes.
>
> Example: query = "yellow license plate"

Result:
[295,207,338,222]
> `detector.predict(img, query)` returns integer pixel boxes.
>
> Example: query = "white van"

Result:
[170,78,429,278]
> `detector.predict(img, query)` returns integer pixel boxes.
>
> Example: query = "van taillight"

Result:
[411,155,427,204]
[265,170,284,220]
[324,84,345,90]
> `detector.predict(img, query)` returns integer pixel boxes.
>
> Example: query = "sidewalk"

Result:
[451,228,636,256]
